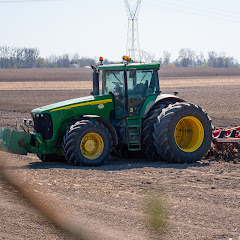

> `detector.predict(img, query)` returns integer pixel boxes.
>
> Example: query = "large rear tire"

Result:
[153,102,212,163]
[62,120,113,166]
[142,102,173,160]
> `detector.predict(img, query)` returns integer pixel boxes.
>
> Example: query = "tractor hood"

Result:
[31,94,114,143]
[31,95,113,115]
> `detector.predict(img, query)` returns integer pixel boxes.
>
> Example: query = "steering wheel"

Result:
[112,81,123,86]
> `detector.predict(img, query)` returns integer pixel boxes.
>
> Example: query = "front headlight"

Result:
[31,113,53,140]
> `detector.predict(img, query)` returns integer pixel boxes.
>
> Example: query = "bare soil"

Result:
[0,68,240,240]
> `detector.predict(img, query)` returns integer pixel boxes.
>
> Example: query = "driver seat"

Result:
[132,80,148,96]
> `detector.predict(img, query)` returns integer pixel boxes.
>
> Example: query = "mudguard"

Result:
[142,94,185,118]
[0,128,31,155]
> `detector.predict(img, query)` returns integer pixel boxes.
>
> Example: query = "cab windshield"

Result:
[102,69,159,96]
[102,69,159,117]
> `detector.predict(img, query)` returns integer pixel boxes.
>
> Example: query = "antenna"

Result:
[124,0,141,62]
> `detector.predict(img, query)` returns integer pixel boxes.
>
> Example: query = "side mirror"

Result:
[90,91,94,95]
[129,69,136,78]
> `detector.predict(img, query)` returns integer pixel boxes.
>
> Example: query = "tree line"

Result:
[159,48,239,68]
[0,46,239,68]
[0,46,40,68]
[0,46,98,69]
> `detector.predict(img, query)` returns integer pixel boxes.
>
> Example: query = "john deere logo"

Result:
[98,104,104,109]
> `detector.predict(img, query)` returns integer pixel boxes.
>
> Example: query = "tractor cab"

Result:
[99,62,160,119]
[93,59,161,152]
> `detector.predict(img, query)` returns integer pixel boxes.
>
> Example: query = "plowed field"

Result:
[0,68,240,240]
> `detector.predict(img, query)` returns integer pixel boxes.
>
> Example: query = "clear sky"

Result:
[1,0,240,62]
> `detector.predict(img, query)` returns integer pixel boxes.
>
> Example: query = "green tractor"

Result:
[0,57,212,166]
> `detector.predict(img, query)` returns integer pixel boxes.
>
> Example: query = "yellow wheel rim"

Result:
[174,116,204,152]
[80,132,104,160]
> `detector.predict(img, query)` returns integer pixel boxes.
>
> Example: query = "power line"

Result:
[143,0,240,24]
[149,0,240,22]
[173,0,240,16]
[0,0,63,3]
[149,0,240,16]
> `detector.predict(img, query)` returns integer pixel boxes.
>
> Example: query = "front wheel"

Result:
[153,102,212,163]
[62,120,113,166]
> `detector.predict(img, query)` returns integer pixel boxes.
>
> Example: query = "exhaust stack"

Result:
[91,65,99,96]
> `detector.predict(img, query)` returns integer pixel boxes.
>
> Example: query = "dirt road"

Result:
[1,153,240,240]
[0,68,240,239]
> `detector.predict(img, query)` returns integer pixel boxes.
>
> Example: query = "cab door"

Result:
[102,70,126,118]
[124,69,159,117]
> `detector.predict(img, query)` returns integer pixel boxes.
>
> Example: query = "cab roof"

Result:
[98,62,160,71]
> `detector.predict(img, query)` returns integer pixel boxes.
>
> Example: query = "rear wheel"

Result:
[142,102,173,160]
[62,120,113,166]
[153,102,212,163]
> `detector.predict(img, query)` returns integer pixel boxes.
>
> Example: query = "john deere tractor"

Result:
[0,57,212,166]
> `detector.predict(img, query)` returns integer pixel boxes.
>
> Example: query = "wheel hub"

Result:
[80,132,104,160]
[84,139,95,152]
[174,116,204,152]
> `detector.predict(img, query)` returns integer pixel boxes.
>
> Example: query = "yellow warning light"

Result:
[99,56,103,61]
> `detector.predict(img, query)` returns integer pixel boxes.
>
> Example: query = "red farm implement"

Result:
[212,126,240,159]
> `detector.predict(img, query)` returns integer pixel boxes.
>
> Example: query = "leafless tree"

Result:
[177,48,196,67]
[162,50,171,66]
[140,50,156,63]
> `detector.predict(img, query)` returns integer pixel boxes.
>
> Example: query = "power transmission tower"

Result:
[124,0,141,62]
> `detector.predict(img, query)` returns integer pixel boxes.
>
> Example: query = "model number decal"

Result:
[98,104,104,109]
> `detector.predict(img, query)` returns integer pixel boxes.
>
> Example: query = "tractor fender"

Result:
[142,94,185,119]
[83,115,118,146]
